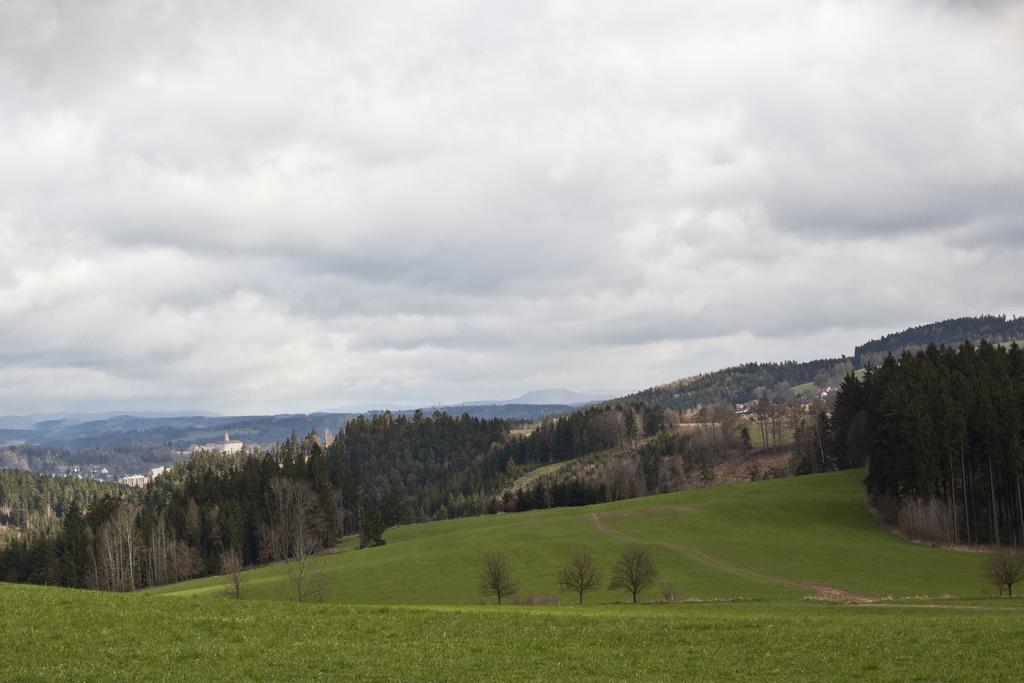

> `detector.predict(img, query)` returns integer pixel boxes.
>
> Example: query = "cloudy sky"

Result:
[1,1,1023,415]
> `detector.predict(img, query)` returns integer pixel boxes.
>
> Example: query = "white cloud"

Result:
[1,0,1023,413]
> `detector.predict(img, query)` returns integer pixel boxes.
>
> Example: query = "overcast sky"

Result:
[2,1,1023,415]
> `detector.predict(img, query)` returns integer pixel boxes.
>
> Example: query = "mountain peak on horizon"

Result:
[504,388,610,406]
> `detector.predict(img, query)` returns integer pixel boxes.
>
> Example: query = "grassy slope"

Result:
[4,583,1024,681]
[507,460,569,491]
[8,471,1024,680]
[792,367,868,398]
[152,470,990,604]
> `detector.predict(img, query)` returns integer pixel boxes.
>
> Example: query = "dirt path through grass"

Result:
[852,603,1024,612]
[587,510,875,603]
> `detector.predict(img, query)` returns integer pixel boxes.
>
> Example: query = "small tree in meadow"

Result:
[985,549,1024,597]
[557,549,602,605]
[221,549,248,599]
[609,546,657,604]
[265,478,329,603]
[480,551,518,605]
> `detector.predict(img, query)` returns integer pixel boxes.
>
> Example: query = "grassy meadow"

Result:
[152,470,990,604]
[4,582,1024,680]
[7,469,1024,680]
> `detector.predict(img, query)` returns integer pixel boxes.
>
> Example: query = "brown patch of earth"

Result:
[711,450,795,486]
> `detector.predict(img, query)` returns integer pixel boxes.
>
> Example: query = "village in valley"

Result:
[117,433,246,487]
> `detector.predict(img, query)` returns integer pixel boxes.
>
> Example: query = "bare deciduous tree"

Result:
[222,549,248,599]
[714,403,739,454]
[258,519,286,565]
[558,549,602,605]
[785,402,804,443]
[264,478,329,602]
[479,551,518,605]
[768,403,786,448]
[589,411,626,450]
[771,381,794,405]
[144,512,197,587]
[95,502,141,592]
[609,546,657,604]
[603,458,646,501]
[144,512,172,587]
[286,545,328,603]
[985,549,1024,597]
[695,405,715,453]
[624,408,639,448]
[897,497,955,545]
[753,396,770,449]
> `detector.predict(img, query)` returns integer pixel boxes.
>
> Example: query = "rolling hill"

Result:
[152,470,988,604]
[855,314,1024,364]
[612,314,1024,412]
[6,470,1024,680]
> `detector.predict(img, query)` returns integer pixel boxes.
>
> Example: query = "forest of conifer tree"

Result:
[833,341,1024,546]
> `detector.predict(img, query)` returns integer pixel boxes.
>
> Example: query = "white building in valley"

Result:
[117,465,170,489]
[190,432,245,455]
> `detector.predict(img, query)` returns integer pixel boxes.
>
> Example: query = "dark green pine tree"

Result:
[306,441,338,545]
[57,500,88,588]
[358,495,387,549]
[382,480,407,528]
[26,534,58,586]
[830,371,866,469]
[739,426,752,451]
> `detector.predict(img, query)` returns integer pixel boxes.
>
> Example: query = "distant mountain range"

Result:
[0,387,609,449]
[0,410,222,431]
[0,413,350,451]
[4,315,1021,452]
[459,388,612,407]
[0,395,600,451]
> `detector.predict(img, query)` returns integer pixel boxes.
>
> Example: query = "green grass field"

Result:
[4,583,1024,680]
[153,470,990,604]
[7,469,1024,680]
